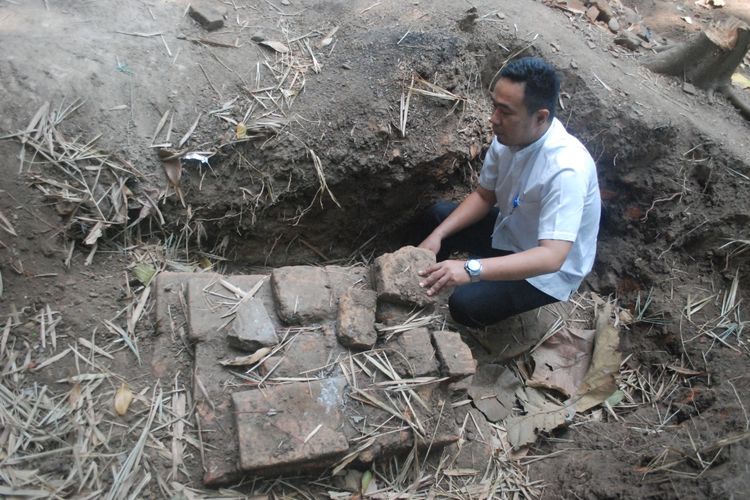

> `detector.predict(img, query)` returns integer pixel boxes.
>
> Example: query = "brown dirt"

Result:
[1,0,749,498]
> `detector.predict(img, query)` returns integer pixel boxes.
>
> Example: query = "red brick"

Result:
[432,330,476,379]
[336,289,377,350]
[384,327,439,378]
[271,266,333,324]
[187,275,276,342]
[233,378,349,472]
[372,246,439,308]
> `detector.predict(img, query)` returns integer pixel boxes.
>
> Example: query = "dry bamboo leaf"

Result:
[0,210,17,236]
[178,113,202,148]
[114,383,134,416]
[219,347,272,367]
[319,26,339,47]
[83,221,106,246]
[259,40,290,53]
[68,383,83,408]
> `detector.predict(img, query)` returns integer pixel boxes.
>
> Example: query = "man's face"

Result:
[489,78,548,148]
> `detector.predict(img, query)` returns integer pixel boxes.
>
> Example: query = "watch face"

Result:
[468,260,481,272]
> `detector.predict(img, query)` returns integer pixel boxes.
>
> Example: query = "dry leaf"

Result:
[162,159,182,188]
[467,364,520,422]
[575,303,621,412]
[219,347,272,367]
[469,143,480,160]
[236,122,247,139]
[527,327,595,397]
[69,383,82,408]
[731,72,750,89]
[506,386,569,448]
[114,383,134,416]
[259,40,290,53]
[83,221,107,246]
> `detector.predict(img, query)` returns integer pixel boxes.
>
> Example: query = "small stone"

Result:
[432,330,476,380]
[682,82,698,95]
[337,289,377,350]
[342,63,352,70]
[280,0,291,5]
[586,40,597,50]
[608,17,620,33]
[570,60,579,69]
[251,32,266,42]
[227,298,278,352]
[188,2,226,31]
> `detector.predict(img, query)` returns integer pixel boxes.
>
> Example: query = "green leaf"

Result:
[361,470,373,492]
[605,389,625,407]
[132,263,156,286]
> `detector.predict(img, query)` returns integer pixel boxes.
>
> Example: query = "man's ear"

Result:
[535,108,550,125]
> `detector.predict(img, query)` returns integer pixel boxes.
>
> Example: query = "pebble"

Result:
[608,17,620,33]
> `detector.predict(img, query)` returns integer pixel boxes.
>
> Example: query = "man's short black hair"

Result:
[499,57,560,121]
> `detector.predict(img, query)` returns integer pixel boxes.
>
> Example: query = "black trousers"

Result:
[416,201,558,328]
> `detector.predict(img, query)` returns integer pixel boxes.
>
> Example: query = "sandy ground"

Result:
[1,0,749,498]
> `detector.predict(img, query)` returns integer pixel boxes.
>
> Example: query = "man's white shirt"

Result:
[478,118,601,300]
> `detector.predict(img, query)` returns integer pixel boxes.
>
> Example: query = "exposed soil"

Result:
[1,0,749,498]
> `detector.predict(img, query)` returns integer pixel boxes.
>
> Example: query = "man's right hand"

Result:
[418,233,442,256]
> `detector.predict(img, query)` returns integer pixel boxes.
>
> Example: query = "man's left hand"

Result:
[418,260,470,296]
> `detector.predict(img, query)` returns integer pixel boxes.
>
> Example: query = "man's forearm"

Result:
[428,191,494,240]
[478,240,572,281]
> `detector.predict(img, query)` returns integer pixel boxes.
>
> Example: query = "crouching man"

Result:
[418,57,601,327]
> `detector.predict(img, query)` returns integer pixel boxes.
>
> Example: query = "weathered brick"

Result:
[432,330,476,380]
[188,2,226,31]
[372,246,438,308]
[227,298,278,352]
[233,378,350,472]
[325,265,371,303]
[348,382,459,464]
[384,327,439,378]
[375,301,416,326]
[193,339,241,485]
[154,271,218,336]
[336,289,377,350]
[187,275,276,342]
[259,326,345,378]
[271,266,333,324]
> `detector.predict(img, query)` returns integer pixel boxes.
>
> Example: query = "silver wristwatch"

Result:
[464,259,482,283]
